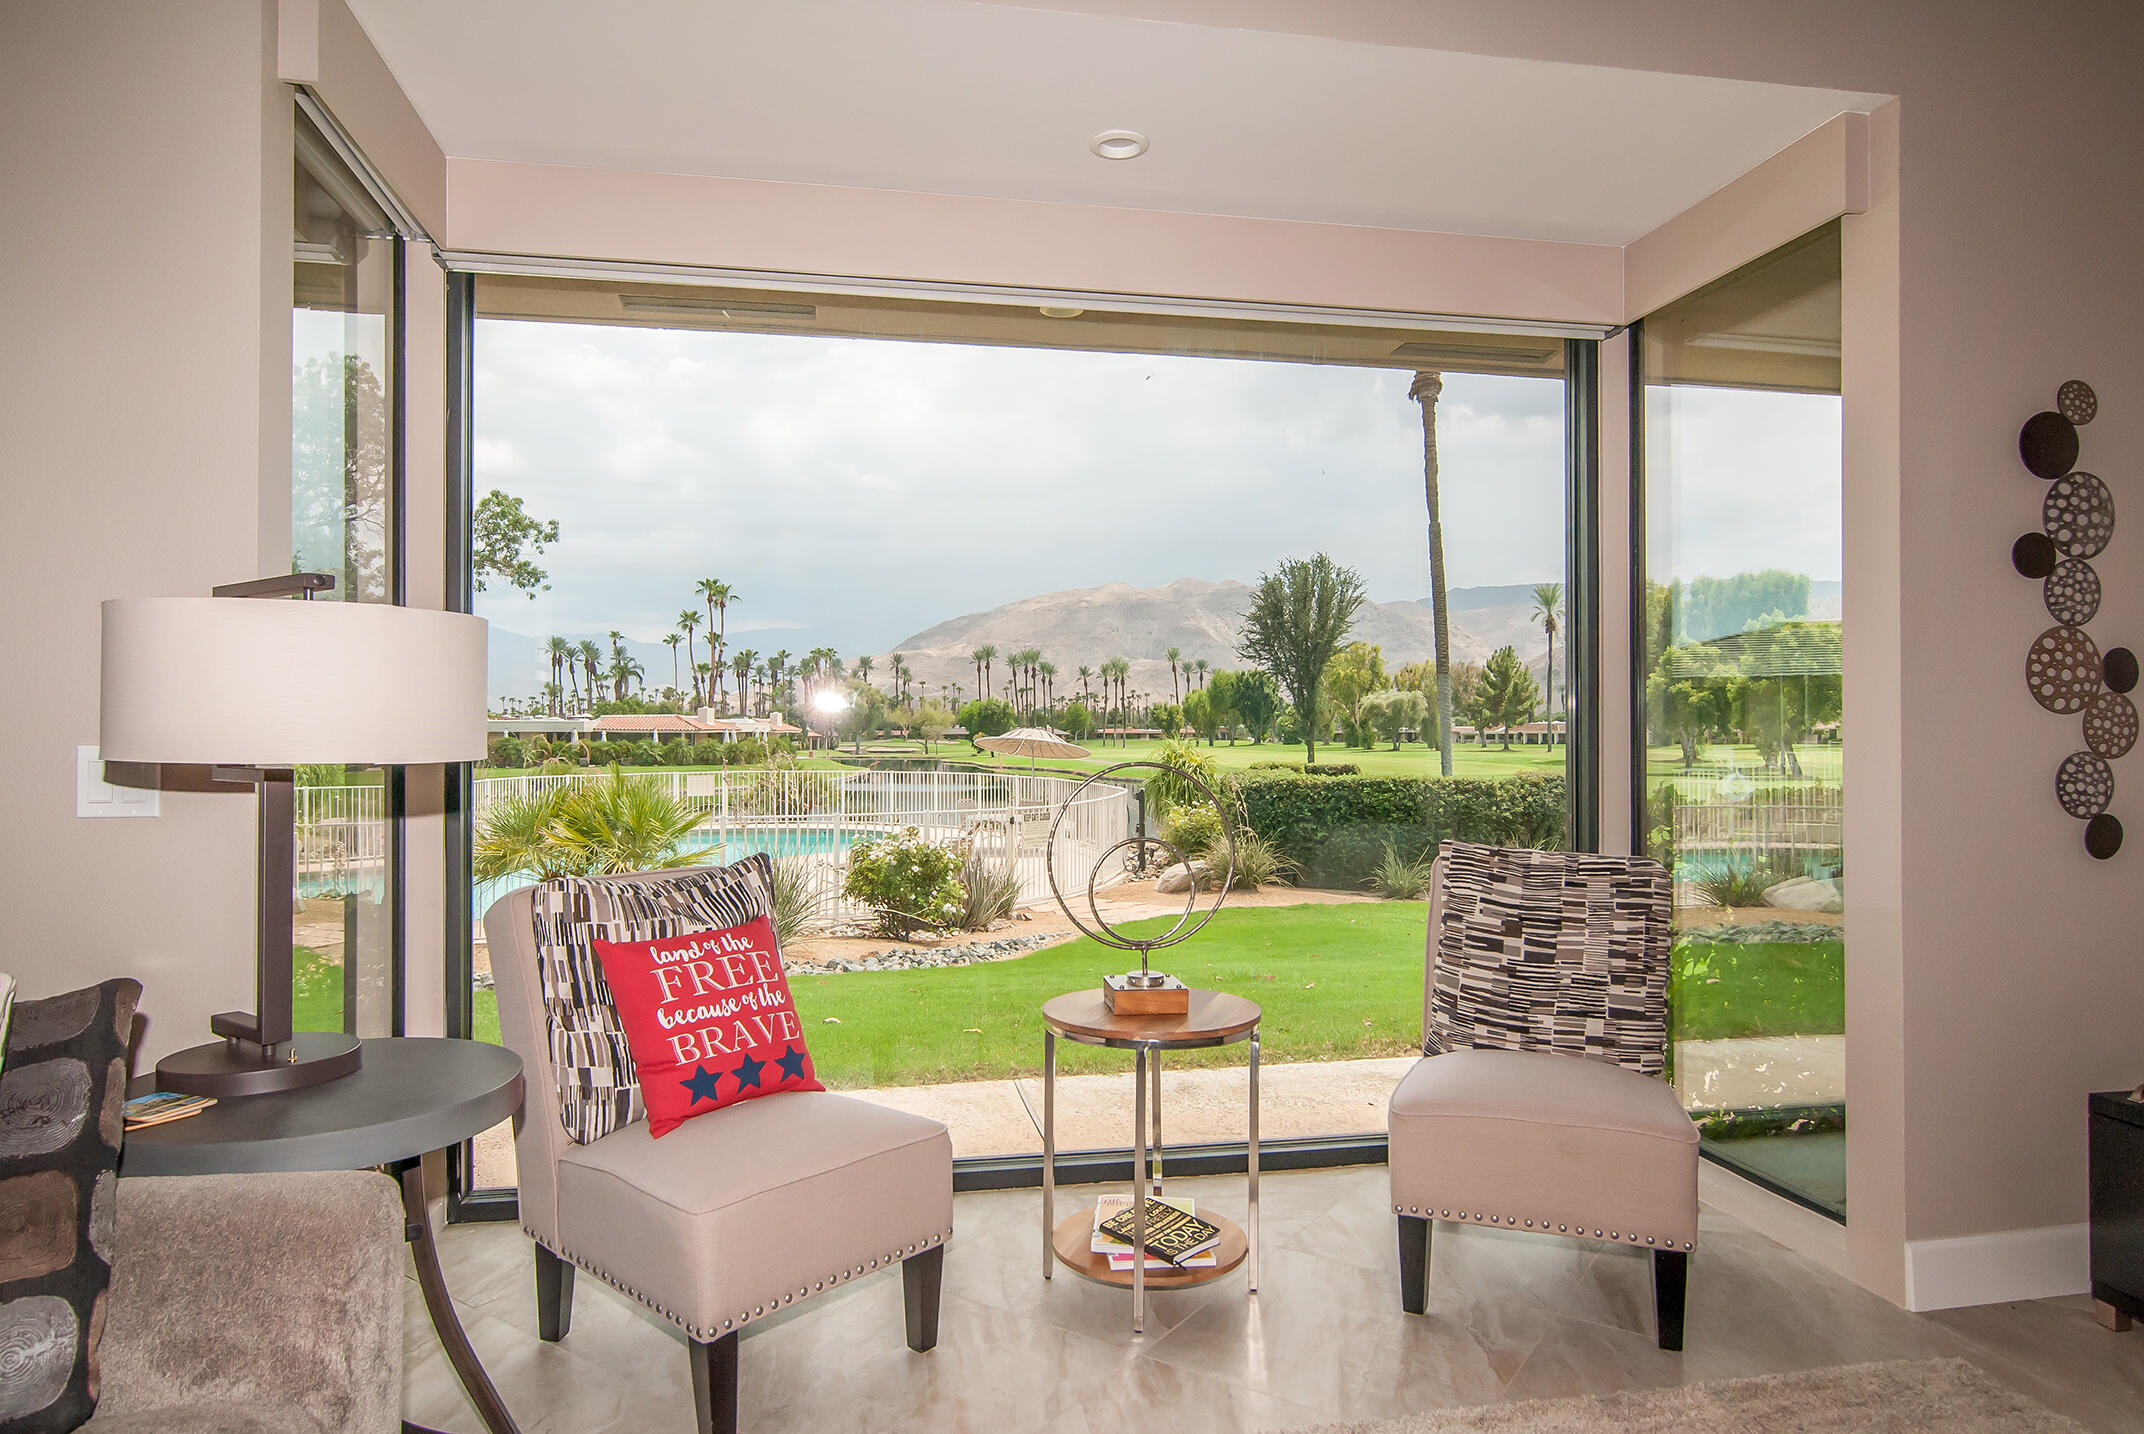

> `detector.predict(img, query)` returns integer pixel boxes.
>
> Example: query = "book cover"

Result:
[1090,1195,1216,1270]
[123,1092,216,1128]
[1094,1194,1223,1267]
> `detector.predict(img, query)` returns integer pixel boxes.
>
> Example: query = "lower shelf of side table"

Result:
[1050,1210,1248,1289]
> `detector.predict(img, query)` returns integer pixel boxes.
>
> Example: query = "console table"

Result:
[2091,1088,2144,1332]
[1039,988,1261,1333]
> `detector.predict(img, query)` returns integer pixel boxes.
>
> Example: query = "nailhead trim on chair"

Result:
[532,1226,953,1340]
[1389,1207,1693,1252]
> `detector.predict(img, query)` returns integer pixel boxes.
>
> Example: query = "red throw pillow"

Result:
[589,915,823,1137]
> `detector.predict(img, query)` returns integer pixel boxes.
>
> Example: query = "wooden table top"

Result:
[1041,988,1261,1046]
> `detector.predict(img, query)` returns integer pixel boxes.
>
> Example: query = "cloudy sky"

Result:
[472,318,1840,656]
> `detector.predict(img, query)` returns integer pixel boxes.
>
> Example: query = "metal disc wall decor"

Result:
[2106,647,2139,694]
[2019,410,2080,480]
[2026,625,2103,713]
[2012,381,2127,857]
[2043,558,2102,625]
[2087,812,2124,859]
[2042,473,2113,557]
[2012,531,2059,578]
[2059,379,2099,426]
[2056,751,2115,818]
[2084,691,2139,759]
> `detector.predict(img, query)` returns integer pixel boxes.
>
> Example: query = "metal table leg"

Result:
[1150,1044,1163,1195]
[1132,1042,1148,1334]
[399,1150,521,1434]
[1042,1029,1056,1280]
[1248,1028,1260,1293]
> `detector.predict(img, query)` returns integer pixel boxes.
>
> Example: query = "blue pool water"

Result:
[465,826,857,918]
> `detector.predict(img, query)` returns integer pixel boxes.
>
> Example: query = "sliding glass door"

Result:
[1640,224,1847,1217]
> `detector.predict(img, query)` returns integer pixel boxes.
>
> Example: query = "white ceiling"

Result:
[346,0,1884,247]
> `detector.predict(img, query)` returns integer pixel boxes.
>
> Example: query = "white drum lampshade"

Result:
[100,597,488,765]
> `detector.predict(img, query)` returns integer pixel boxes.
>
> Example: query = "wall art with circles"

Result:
[2012,380,2130,857]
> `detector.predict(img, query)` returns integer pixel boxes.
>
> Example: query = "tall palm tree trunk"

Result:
[1411,371,1455,777]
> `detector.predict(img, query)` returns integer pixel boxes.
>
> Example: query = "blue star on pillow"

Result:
[731,1053,766,1090]
[680,1064,722,1105]
[775,1045,809,1083]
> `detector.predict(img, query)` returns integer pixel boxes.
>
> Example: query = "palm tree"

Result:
[546,635,572,714]
[662,632,683,700]
[1531,581,1564,719]
[677,610,703,705]
[856,654,875,690]
[1165,646,1182,705]
[577,640,603,710]
[732,648,754,713]
[1193,658,1209,689]
[1077,664,1093,701]
[1039,661,1057,713]
[751,661,768,716]
[696,579,734,711]
[610,654,643,702]
[975,645,998,703]
[771,649,793,709]
[1410,370,1456,777]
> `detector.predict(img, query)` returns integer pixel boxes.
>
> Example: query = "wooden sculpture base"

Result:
[1103,973,1189,1015]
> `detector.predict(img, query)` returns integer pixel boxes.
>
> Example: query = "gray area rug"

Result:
[1294,1360,2083,1433]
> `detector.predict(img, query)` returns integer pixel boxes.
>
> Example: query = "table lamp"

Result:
[100,574,488,1095]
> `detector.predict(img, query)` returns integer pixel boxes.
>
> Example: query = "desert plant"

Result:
[473,767,707,882]
[955,845,1021,931]
[1367,840,1436,900]
[1162,805,1223,860]
[1225,831,1296,891]
[1144,738,1222,821]
[1693,851,1806,909]
[844,826,966,938]
[766,853,826,945]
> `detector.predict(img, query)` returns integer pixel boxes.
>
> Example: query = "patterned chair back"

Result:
[1423,842,1674,1077]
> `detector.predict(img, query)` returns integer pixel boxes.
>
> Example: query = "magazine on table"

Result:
[1091,1194,1221,1269]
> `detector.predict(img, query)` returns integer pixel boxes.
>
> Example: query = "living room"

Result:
[4,3,2143,1432]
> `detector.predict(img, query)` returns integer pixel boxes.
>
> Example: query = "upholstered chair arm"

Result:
[94,1171,403,1433]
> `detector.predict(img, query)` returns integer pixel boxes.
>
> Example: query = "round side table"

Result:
[1039,988,1261,1333]
[124,1037,525,1434]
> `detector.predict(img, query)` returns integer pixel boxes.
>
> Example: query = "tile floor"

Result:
[405,1165,2144,1434]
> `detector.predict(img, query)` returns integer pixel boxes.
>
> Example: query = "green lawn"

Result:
[445,904,1841,1086]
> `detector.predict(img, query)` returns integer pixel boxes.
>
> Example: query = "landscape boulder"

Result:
[1154,859,1212,894]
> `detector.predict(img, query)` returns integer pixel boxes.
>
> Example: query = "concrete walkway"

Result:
[1674,1033,1845,1109]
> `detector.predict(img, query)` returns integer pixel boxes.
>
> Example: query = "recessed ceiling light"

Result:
[1038,306,1085,319]
[1090,129,1149,161]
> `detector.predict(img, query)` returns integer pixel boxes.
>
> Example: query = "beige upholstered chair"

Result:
[1387,850,1699,1349]
[487,876,955,1434]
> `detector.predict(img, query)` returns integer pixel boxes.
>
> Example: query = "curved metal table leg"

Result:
[400,1150,522,1434]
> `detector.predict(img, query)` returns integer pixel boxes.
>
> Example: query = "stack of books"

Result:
[122,1092,216,1131]
[1090,1194,1223,1272]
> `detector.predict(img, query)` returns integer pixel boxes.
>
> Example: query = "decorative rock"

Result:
[1760,876,1845,914]
[794,933,1058,974]
[1153,860,1212,894]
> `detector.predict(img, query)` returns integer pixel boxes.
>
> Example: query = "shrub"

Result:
[767,854,827,944]
[659,738,691,766]
[525,738,552,763]
[473,766,703,881]
[1144,738,1221,821]
[1694,851,1807,909]
[843,826,966,938]
[1234,771,1566,888]
[486,737,527,770]
[1367,840,1436,900]
[725,736,767,767]
[1162,805,1223,860]
[955,845,1021,931]
[688,738,724,767]
[1303,762,1360,777]
[1249,760,1304,773]
[538,757,575,776]
[1225,831,1296,890]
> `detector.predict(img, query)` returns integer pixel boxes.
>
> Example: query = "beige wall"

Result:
[1,0,287,1063]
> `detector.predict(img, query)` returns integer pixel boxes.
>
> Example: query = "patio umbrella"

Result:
[974,726,1090,771]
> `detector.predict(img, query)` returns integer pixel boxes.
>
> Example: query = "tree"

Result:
[471,489,560,600]
[915,699,953,753]
[1676,570,1812,644]
[1231,669,1282,743]
[293,353,389,600]
[1060,701,1096,740]
[838,683,889,753]
[663,632,683,697]
[1150,701,1183,738]
[732,649,754,712]
[698,579,737,711]
[1532,581,1563,715]
[1647,641,1744,769]
[1471,645,1540,748]
[1409,370,1457,775]
[1076,664,1094,699]
[958,697,1016,746]
[676,610,703,704]
[1203,669,1241,742]
[1193,657,1209,689]
[1322,641,1390,748]
[546,635,572,714]
[1361,688,1430,749]
[1235,552,1367,764]
[1165,646,1182,705]
[1183,688,1217,744]
[578,640,603,713]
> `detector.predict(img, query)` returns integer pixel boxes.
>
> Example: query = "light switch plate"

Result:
[77,745,158,818]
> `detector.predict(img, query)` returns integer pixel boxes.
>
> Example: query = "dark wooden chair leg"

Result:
[533,1244,574,1343]
[689,1332,739,1434]
[1652,1249,1689,1351]
[903,1245,945,1352]
[1398,1214,1431,1315]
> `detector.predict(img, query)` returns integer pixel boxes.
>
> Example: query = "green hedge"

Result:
[1233,771,1566,888]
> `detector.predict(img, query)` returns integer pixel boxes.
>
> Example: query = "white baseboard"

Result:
[1903,1224,2089,1312]
[1697,1161,1853,1283]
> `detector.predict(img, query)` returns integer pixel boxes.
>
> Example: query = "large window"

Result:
[1641,224,1846,1217]
[290,103,401,1040]
[458,276,1582,1191]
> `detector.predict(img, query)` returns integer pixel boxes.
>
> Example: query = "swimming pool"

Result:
[467,825,865,918]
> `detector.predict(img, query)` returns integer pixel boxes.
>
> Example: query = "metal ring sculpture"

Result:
[1045,761,1237,982]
